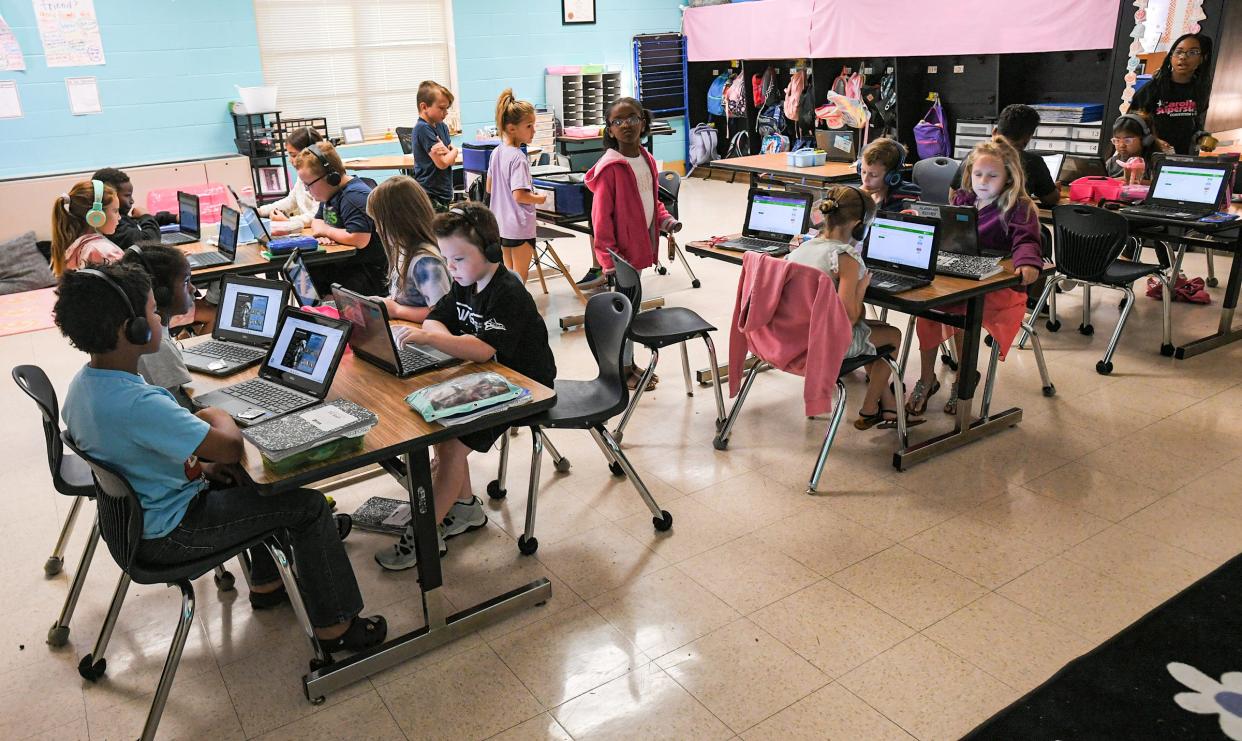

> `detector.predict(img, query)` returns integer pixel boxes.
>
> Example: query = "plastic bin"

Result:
[532,173,588,216]
[786,149,827,167]
[146,183,231,223]
[462,139,528,174]
[236,85,278,113]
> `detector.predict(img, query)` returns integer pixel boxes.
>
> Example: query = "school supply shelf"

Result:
[545,69,623,128]
[232,110,294,204]
[633,33,687,118]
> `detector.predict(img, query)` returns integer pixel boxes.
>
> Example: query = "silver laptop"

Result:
[331,285,457,378]
[182,274,291,376]
[187,205,239,269]
[159,192,201,246]
[227,185,274,244]
[193,307,352,426]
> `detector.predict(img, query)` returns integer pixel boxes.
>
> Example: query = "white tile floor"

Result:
[3,175,1241,740]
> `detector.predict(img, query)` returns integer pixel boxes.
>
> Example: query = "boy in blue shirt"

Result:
[412,80,458,212]
[296,140,389,296]
[56,264,386,654]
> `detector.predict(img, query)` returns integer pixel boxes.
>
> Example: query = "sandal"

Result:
[905,379,941,417]
[854,407,925,431]
[626,365,658,392]
[944,371,981,416]
[318,614,388,654]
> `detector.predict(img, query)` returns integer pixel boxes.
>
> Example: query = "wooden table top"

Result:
[185,228,356,279]
[185,335,556,490]
[708,153,857,183]
[343,154,418,171]
[685,236,1029,311]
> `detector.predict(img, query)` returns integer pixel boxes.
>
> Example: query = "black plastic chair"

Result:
[608,251,725,443]
[655,171,701,288]
[488,293,672,555]
[911,157,960,205]
[63,435,327,741]
[395,126,414,155]
[1019,204,1172,375]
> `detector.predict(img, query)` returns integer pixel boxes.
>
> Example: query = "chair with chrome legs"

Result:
[655,171,702,288]
[489,293,673,554]
[63,434,328,741]
[1019,204,1172,375]
[607,251,725,444]
[13,365,239,648]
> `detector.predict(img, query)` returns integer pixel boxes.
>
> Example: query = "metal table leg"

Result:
[1175,244,1242,358]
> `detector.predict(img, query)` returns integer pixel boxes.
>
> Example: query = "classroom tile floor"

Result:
[3,177,1242,740]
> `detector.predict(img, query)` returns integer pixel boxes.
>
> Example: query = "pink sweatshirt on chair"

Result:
[584,148,676,272]
[728,251,854,417]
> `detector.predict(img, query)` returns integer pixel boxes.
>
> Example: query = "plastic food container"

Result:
[786,149,827,167]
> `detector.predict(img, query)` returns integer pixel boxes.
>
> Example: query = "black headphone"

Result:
[449,206,502,263]
[78,268,152,345]
[125,245,171,309]
[306,143,342,187]
[1116,113,1155,147]
[817,186,874,242]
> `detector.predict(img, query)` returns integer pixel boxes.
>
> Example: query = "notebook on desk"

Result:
[182,274,291,376]
[716,189,813,256]
[862,211,940,293]
[1121,159,1231,221]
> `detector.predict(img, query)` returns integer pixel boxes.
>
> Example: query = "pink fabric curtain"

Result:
[685,0,1119,61]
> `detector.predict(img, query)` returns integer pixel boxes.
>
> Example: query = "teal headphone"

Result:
[85,179,107,229]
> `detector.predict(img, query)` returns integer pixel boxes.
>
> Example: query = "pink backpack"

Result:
[725,74,748,119]
[783,69,806,122]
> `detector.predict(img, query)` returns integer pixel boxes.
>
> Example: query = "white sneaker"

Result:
[375,523,446,571]
[442,496,487,539]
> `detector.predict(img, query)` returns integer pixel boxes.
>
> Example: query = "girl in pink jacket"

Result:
[585,98,682,388]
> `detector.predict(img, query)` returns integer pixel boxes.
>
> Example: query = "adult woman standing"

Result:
[1131,32,1217,155]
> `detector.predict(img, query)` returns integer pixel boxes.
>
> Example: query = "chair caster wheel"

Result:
[712,436,728,451]
[486,480,507,500]
[1079,324,1094,336]
[984,335,994,347]
[692,279,702,288]
[1042,385,1056,397]
[310,695,326,706]
[553,457,572,473]
[1096,360,1113,375]
[78,653,106,681]
[334,513,352,541]
[1207,277,1219,288]
[657,266,668,275]
[518,535,539,555]
[44,556,63,577]
[1160,343,1175,357]
[608,461,625,477]
[653,511,673,531]
[214,569,236,591]
[941,355,959,371]
[47,624,69,647]
[1046,320,1061,332]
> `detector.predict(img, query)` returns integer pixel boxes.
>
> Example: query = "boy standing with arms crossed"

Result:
[413,80,459,213]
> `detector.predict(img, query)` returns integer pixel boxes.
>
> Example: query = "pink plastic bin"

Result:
[146,183,231,223]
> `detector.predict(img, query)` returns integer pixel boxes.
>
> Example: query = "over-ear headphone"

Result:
[449,206,502,263]
[854,139,909,189]
[1116,113,1155,148]
[78,268,152,345]
[85,179,107,229]
[306,143,342,187]
[817,186,873,242]
[125,246,171,308]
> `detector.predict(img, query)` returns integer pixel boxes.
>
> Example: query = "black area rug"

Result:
[967,552,1242,740]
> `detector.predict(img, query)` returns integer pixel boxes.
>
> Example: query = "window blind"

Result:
[253,0,457,138]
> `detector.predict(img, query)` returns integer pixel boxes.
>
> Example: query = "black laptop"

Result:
[912,203,1003,280]
[182,274,291,375]
[281,251,326,307]
[331,285,458,378]
[1057,155,1108,185]
[717,189,813,255]
[193,307,352,426]
[160,192,201,246]
[186,204,239,269]
[861,211,940,293]
[1122,159,1232,221]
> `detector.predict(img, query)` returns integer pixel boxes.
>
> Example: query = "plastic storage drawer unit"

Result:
[532,173,589,216]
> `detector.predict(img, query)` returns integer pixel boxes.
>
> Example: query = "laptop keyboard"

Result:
[190,341,265,364]
[720,236,791,253]
[187,250,229,268]
[223,379,311,413]
[869,269,927,293]
[397,345,442,374]
[162,232,196,246]
[1124,204,1207,220]
[936,253,1003,280]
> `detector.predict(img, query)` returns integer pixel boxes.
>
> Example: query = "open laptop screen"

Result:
[216,276,286,342]
[282,252,320,307]
[745,191,810,240]
[866,215,937,271]
[264,311,348,388]
[177,192,199,235]
[217,205,239,258]
[333,289,398,368]
[1151,164,1228,206]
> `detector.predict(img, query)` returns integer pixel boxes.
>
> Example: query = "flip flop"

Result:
[855,408,925,431]
[905,379,941,417]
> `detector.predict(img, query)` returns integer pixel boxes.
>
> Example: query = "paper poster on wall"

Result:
[33,0,105,67]
[0,15,26,71]
[65,76,101,115]
[0,80,22,119]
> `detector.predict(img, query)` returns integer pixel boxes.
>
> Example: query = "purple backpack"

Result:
[914,100,949,159]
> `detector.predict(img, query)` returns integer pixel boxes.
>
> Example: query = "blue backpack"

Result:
[706,72,730,117]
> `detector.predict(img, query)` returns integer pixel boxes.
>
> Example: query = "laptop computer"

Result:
[182,274,291,375]
[861,211,940,293]
[227,185,274,244]
[1121,159,1231,221]
[193,307,352,426]
[817,129,858,162]
[160,192,201,246]
[281,251,325,307]
[1058,155,1107,185]
[911,203,1003,280]
[717,189,813,255]
[331,285,458,378]
[1041,153,1065,185]
[186,205,239,269]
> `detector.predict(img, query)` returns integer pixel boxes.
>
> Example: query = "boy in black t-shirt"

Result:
[950,105,1059,208]
[376,202,555,571]
[294,141,389,295]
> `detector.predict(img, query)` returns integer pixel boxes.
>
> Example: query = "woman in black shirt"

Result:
[1131,32,1216,155]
